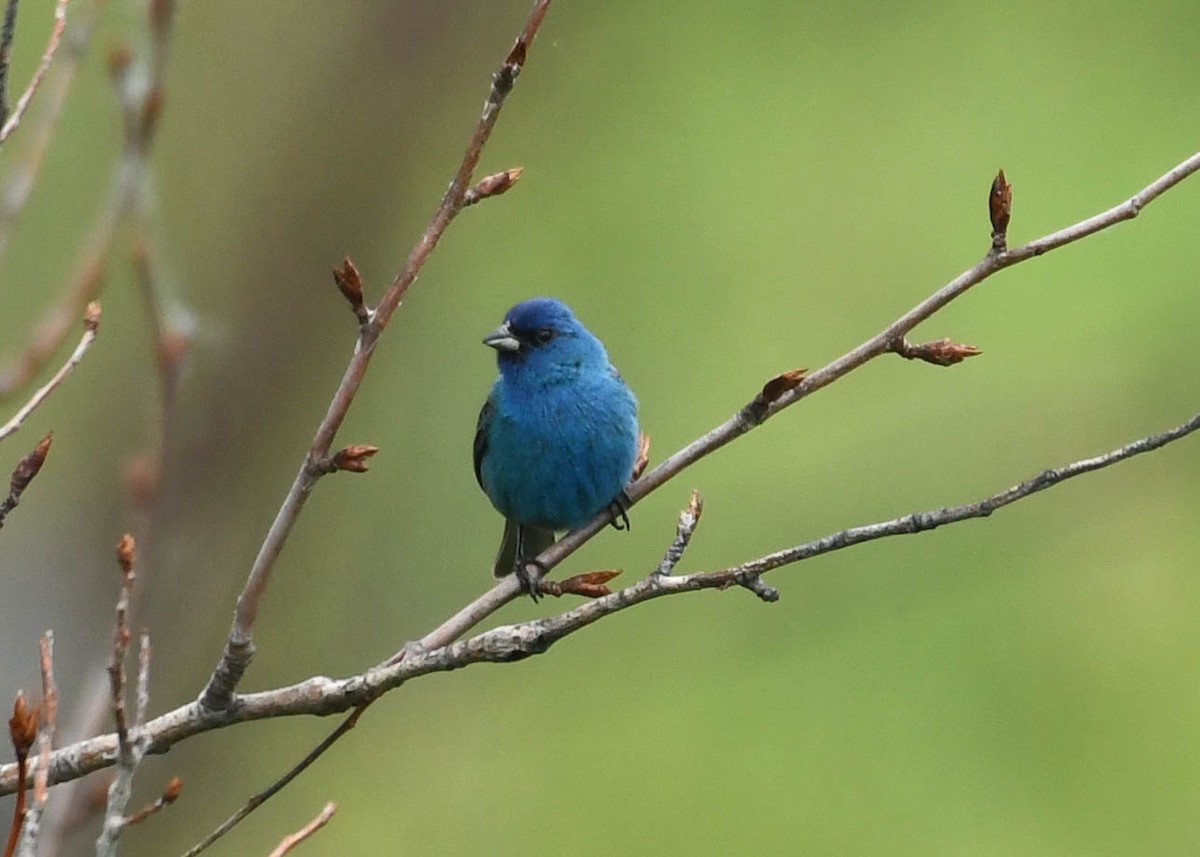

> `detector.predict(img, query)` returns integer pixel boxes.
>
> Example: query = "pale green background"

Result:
[1,1,1198,855]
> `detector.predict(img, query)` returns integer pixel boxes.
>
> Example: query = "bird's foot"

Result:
[514,557,548,602]
[607,490,632,531]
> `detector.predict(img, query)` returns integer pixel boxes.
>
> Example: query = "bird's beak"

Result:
[482,321,521,352]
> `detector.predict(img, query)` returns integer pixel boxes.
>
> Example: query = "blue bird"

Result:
[474,298,639,600]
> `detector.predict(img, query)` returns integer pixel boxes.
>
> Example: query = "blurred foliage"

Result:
[1,0,1198,854]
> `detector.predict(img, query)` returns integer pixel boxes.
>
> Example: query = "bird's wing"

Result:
[473,394,495,490]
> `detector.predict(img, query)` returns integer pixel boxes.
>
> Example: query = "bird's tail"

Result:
[493,520,556,579]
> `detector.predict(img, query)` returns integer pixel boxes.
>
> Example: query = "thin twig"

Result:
[0,303,99,442]
[121,776,181,827]
[96,538,146,857]
[4,409,1198,800]
[0,0,67,144]
[13,633,55,857]
[199,0,555,713]
[179,705,369,857]
[0,0,107,265]
[267,803,336,857]
[653,490,703,577]
[0,431,50,530]
[4,692,36,857]
[394,147,1200,659]
[0,0,163,399]
[0,0,19,129]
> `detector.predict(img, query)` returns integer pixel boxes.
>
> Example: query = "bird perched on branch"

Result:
[474,298,639,600]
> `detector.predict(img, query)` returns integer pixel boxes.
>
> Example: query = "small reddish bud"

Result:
[463,167,525,207]
[9,432,52,496]
[541,570,622,598]
[332,257,369,324]
[162,776,183,803]
[331,445,379,474]
[989,169,1012,251]
[758,369,807,406]
[9,691,38,756]
[631,432,651,480]
[116,533,136,575]
[896,337,982,366]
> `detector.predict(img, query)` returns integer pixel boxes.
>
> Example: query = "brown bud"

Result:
[331,444,379,474]
[631,432,651,481]
[162,776,183,803]
[758,369,807,406]
[896,337,982,366]
[541,570,622,598]
[332,257,369,323]
[10,432,52,496]
[9,691,38,756]
[989,169,1012,249]
[463,167,525,207]
[84,301,102,332]
[116,533,136,575]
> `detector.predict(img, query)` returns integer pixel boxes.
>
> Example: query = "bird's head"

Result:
[483,298,608,382]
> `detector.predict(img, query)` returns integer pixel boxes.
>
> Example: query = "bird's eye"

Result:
[535,327,554,344]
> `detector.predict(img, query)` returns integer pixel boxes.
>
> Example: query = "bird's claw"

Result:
[607,490,632,531]
[514,557,547,602]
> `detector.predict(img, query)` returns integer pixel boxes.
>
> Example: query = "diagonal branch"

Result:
[199,0,555,713]
[2,408,1197,798]
[392,147,1200,658]
[0,0,67,145]
[0,302,99,442]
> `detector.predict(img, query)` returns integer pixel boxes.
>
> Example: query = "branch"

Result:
[178,704,369,857]
[12,633,55,857]
[0,2,168,398]
[199,0,555,713]
[3,408,1197,799]
[0,0,19,130]
[0,303,99,442]
[4,692,36,857]
[0,0,105,265]
[95,538,151,857]
[0,0,66,144]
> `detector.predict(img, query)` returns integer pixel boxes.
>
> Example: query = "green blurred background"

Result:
[1,1,1199,854]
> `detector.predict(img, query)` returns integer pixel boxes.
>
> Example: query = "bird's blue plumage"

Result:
[475,298,639,595]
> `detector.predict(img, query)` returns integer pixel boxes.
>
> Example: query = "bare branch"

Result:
[0,0,106,264]
[0,303,99,442]
[0,0,66,144]
[179,706,368,857]
[3,408,1196,801]
[267,803,336,857]
[0,0,19,130]
[199,0,555,713]
[96,539,148,857]
[4,691,36,857]
[0,431,50,530]
[654,490,703,577]
[13,633,55,857]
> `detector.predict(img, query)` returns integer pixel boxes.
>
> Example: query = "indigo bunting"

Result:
[474,298,639,599]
